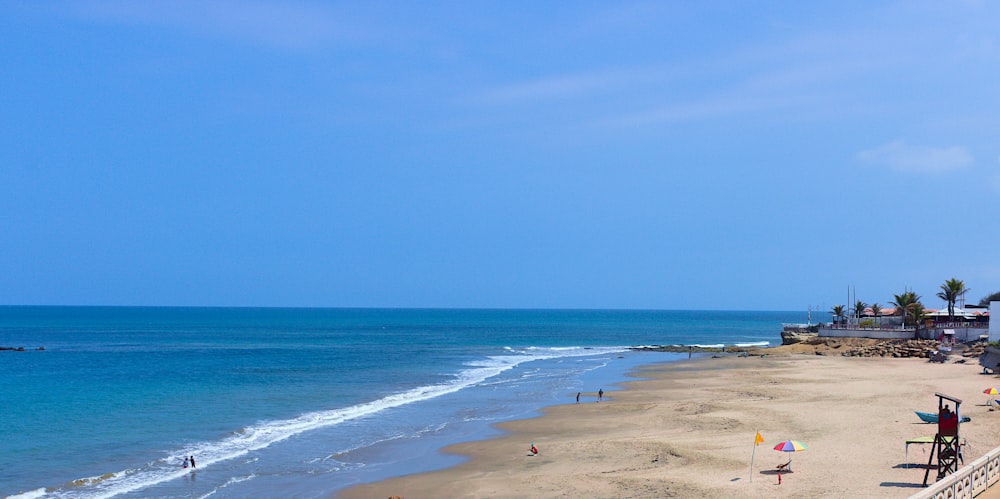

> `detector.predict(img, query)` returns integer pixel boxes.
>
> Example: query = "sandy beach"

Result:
[339,345,1000,498]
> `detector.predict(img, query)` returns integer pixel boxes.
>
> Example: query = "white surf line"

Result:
[41,346,629,499]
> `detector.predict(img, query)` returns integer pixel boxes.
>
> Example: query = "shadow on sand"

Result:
[893,463,934,469]
[880,481,924,489]
[758,469,793,476]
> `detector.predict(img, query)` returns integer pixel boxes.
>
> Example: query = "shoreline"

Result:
[338,344,1000,498]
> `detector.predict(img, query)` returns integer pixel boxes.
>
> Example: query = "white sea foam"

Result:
[734,341,770,347]
[6,488,47,499]
[196,474,256,499]
[417,422,448,434]
[40,345,627,498]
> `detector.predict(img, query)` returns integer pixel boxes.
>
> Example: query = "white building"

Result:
[990,301,1000,343]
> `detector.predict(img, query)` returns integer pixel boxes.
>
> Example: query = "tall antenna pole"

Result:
[852,285,856,326]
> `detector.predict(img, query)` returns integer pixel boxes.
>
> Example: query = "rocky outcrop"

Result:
[838,339,955,358]
[630,345,724,353]
[962,342,988,358]
[780,330,818,345]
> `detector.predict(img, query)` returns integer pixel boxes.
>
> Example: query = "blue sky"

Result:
[2,1,999,311]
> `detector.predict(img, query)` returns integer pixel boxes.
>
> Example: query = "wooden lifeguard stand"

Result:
[922,392,963,486]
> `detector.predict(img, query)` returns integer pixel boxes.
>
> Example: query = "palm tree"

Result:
[871,303,882,327]
[831,305,846,325]
[891,291,922,328]
[911,302,927,333]
[978,291,1000,307]
[855,300,867,322]
[937,278,970,322]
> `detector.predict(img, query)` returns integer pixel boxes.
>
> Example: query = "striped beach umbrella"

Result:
[773,440,808,452]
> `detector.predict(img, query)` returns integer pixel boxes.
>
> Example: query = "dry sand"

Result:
[339,347,1000,499]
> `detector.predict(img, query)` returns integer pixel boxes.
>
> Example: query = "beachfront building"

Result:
[819,304,991,342]
[919,305,990,342]
[819,306,910,339]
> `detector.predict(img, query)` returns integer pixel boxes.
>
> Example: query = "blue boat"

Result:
[915,411,971,423]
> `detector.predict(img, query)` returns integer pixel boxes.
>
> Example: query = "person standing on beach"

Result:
[598,388,604,402]
[576,392,580,403]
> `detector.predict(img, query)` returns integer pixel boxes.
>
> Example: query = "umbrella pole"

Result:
[750,437,757,482]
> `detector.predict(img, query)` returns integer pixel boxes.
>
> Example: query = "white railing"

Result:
[928,323,990,329]
[827,324,912,331]
[908,445,1000,498]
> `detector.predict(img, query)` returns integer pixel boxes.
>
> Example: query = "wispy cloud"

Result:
[58,0,369,50]
[856,140,974,174]
[468,28,889,129]
[601,91,811,127]
[470,61,830,128]
[473,68,653,105]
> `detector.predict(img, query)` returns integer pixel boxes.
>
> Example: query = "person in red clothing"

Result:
[939,405,958,436]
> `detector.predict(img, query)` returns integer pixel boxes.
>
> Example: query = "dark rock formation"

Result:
[781,330,819,345]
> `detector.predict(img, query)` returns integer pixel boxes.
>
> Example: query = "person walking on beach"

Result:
[576,392,580,403]
[189,455,196,468]
[598,388,604,402]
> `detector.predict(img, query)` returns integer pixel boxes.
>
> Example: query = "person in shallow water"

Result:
[182,457,189,469]
[598,388,603,402]
[190,455,196,468]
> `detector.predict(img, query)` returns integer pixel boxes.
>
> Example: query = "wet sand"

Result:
[339,351,1000,498]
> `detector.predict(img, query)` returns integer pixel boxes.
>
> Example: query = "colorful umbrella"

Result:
[773,440,808,452]
[985,389,999,409]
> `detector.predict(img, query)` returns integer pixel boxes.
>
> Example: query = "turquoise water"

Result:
[0,307,814,498]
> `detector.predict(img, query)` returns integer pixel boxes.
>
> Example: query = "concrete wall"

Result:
[918,327,988,343]
[820,326,987,342]
[818,327,915,340]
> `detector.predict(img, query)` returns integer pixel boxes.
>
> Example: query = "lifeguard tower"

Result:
[922,392,963,486]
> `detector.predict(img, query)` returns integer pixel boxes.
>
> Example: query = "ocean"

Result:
[0,307,814,498]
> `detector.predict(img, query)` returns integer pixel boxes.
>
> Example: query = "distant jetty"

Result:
[1,346,44,351]
[630,344,759,354]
